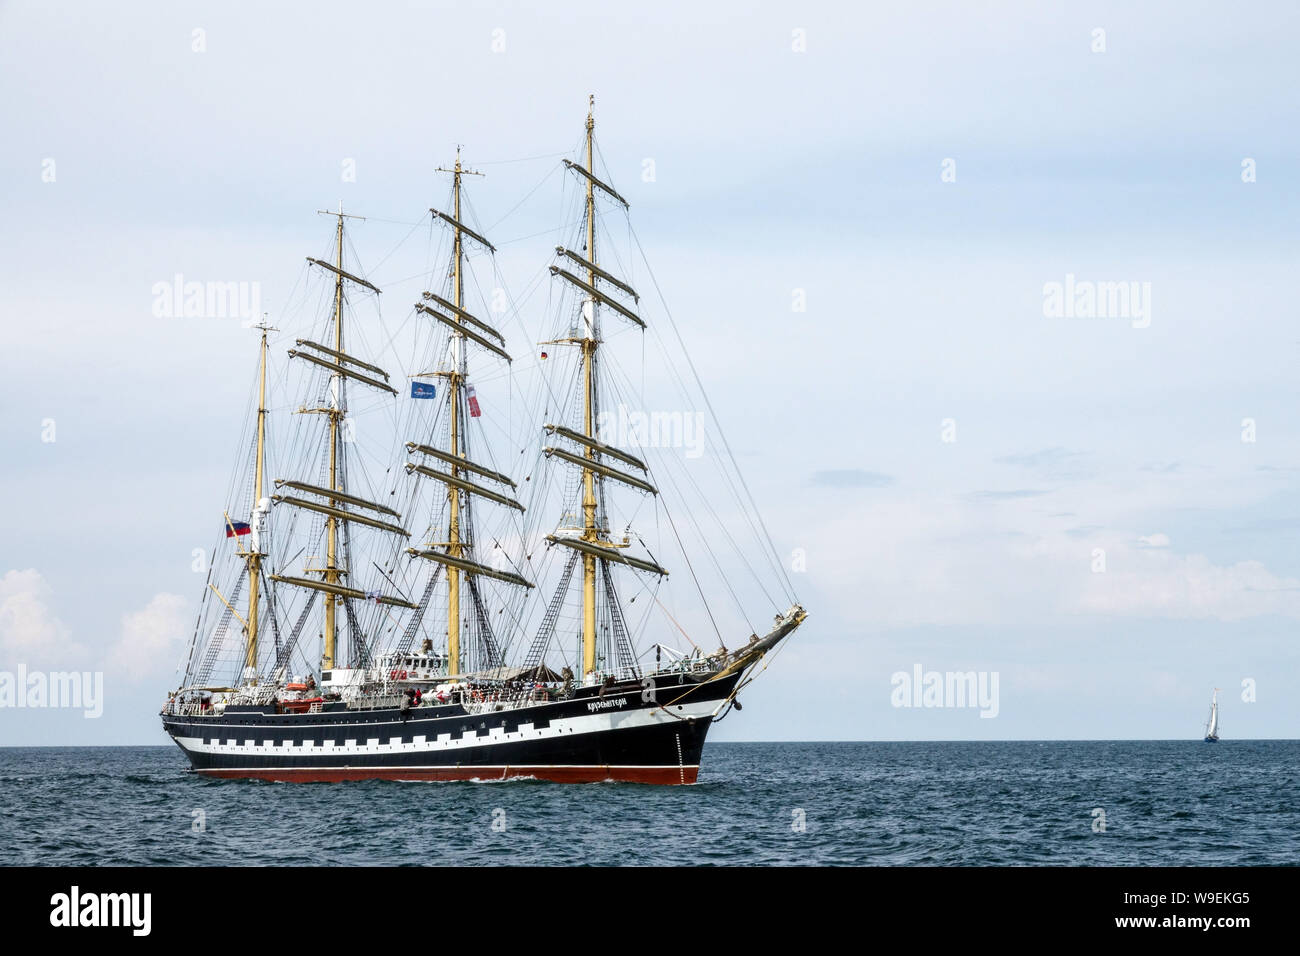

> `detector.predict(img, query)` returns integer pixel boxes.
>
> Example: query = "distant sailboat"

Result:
[1203,688,1220,743]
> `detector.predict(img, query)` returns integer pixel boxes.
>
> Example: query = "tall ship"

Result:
[161,100,806,783]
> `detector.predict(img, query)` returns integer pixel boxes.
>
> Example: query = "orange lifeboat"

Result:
[280,696,324,713]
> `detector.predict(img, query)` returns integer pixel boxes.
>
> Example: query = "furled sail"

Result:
[555,247,638,301]
[414,302,512,362]
[292,339,391,380]
[545,534,667,577]
[549,266,644,328]
[287,348,397,395]
[405,548,532,589]
[268,574,416,609]
[420,291,506,345]
[543,446,657,495]
[406,442,517,489]
[405,462,524,512]
[429,208,496,253]
[543,423,647,471]
[270,494,409,537]
[305,257,381,294]
[273,479,402,518]
[562,158,629,207]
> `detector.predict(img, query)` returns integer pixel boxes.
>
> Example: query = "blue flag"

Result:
[411,381,437,399]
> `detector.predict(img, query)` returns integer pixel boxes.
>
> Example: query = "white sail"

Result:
[1205,688,1219,740]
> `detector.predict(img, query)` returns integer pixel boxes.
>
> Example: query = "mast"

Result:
[323,208,346,670]
[243,319,271,675]
[580,99,600,678]
[446,150,472,675]
[269,206,417,676]
[406,150,531,677]
[528,97,665,683]
[442,149,480,676]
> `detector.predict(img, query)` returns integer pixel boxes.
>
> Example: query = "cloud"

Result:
[1065,525,1104,538]
[110,593,190,681]
[0,569,82,665]
[809,469,894,488]
[996,447,1076,469]
[796,493,1300,629]
[1138,533,1170,548]
[967,489,1050,501]
[1077,552,1300,621]
[0,575,192,679]
[996,448,1095,481]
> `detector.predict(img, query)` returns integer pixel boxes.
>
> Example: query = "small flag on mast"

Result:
[411,381,437,399]
[225,520,251,537]
[466,384,481,418]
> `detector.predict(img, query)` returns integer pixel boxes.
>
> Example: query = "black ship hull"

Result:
[161,670,739,784]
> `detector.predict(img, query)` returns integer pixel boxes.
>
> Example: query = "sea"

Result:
[2,741,1297,866]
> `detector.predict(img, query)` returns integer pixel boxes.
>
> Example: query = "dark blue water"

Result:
[2,742,1296,865]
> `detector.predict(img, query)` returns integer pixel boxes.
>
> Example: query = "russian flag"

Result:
[225,520,251,538]
[466,384,481,418]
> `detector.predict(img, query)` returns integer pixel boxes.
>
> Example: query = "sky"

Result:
[1,1,1298,745]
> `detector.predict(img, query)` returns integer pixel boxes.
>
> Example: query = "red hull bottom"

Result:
[196,764,700,785]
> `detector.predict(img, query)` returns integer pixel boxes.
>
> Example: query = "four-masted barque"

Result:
[161,100,806,783]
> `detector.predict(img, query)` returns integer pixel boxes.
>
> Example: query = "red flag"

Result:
[466,384,481,418]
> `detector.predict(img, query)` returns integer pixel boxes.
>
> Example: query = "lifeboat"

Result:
[279,696,324,713]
